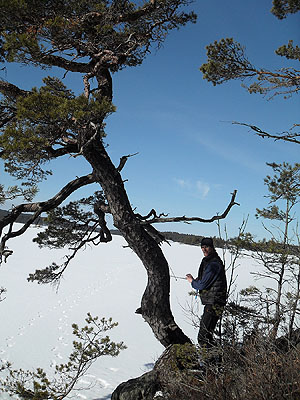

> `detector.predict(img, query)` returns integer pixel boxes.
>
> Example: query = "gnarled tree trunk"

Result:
[83,134,191,347]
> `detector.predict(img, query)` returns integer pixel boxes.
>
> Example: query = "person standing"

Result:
[186,237,227,347]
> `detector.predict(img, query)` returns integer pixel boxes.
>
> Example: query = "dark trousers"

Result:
[198,304,224,347]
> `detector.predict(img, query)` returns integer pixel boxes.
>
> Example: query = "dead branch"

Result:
[117,152,139,172]
[233,122,300,144]
[135,209,168,221]
[139,190,239,225]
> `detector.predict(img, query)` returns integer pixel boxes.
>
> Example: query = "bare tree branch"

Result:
[138,190,239,224]
[233,122,300,144]
[117,152,139,172]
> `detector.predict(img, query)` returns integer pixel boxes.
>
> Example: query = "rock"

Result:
[111,370,160,400]
[111,344,197,400]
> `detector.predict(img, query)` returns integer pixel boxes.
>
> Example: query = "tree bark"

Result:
[83,135,191,347]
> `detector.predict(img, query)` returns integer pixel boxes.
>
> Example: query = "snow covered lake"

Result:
[0,225,260,399]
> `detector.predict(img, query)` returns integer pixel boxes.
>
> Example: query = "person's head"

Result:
[200,237,214,257]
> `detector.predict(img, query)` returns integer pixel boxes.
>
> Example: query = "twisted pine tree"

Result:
[0,0,238,351]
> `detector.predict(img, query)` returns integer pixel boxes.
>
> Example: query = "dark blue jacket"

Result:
[191,251,227,305]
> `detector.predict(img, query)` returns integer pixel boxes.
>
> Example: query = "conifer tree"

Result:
[0,0,238,350]
[0,314,126,399]
[240,162,300,339]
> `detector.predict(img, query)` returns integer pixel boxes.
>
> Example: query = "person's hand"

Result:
[186,274,193,283]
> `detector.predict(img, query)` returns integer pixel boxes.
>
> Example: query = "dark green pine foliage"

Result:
[0,314,126,399]
[200,1,299,99]
[199,0,299,143]
[271,0,300,19]
[0,0,196,186]
[0,76,114,184]
[276,40,300,61]
[200,38,256,86]
[0,0,199,351]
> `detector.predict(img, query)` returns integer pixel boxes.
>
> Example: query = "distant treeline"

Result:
[160,231,300,254]
[111,229,226,247]
[0,209,47,226]
[161,231,226,248]
[1,209,282,252]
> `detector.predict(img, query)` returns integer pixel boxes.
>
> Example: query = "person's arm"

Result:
[191,262,220,291]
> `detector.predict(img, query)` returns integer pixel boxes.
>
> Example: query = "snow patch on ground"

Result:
[0,224,264,399]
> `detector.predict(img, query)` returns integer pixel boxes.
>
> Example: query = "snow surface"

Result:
[0,225,263,399]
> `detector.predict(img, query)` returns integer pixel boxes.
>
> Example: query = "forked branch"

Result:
[139,190,239,224]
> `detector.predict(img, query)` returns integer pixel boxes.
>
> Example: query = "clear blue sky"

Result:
[1,0,299,240]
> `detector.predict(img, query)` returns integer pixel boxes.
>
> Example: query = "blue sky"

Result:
[1,0,299,240]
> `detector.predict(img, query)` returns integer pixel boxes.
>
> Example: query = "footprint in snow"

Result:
[83,374,95,378]
[97,378,110,388]
[79,379,91,385]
